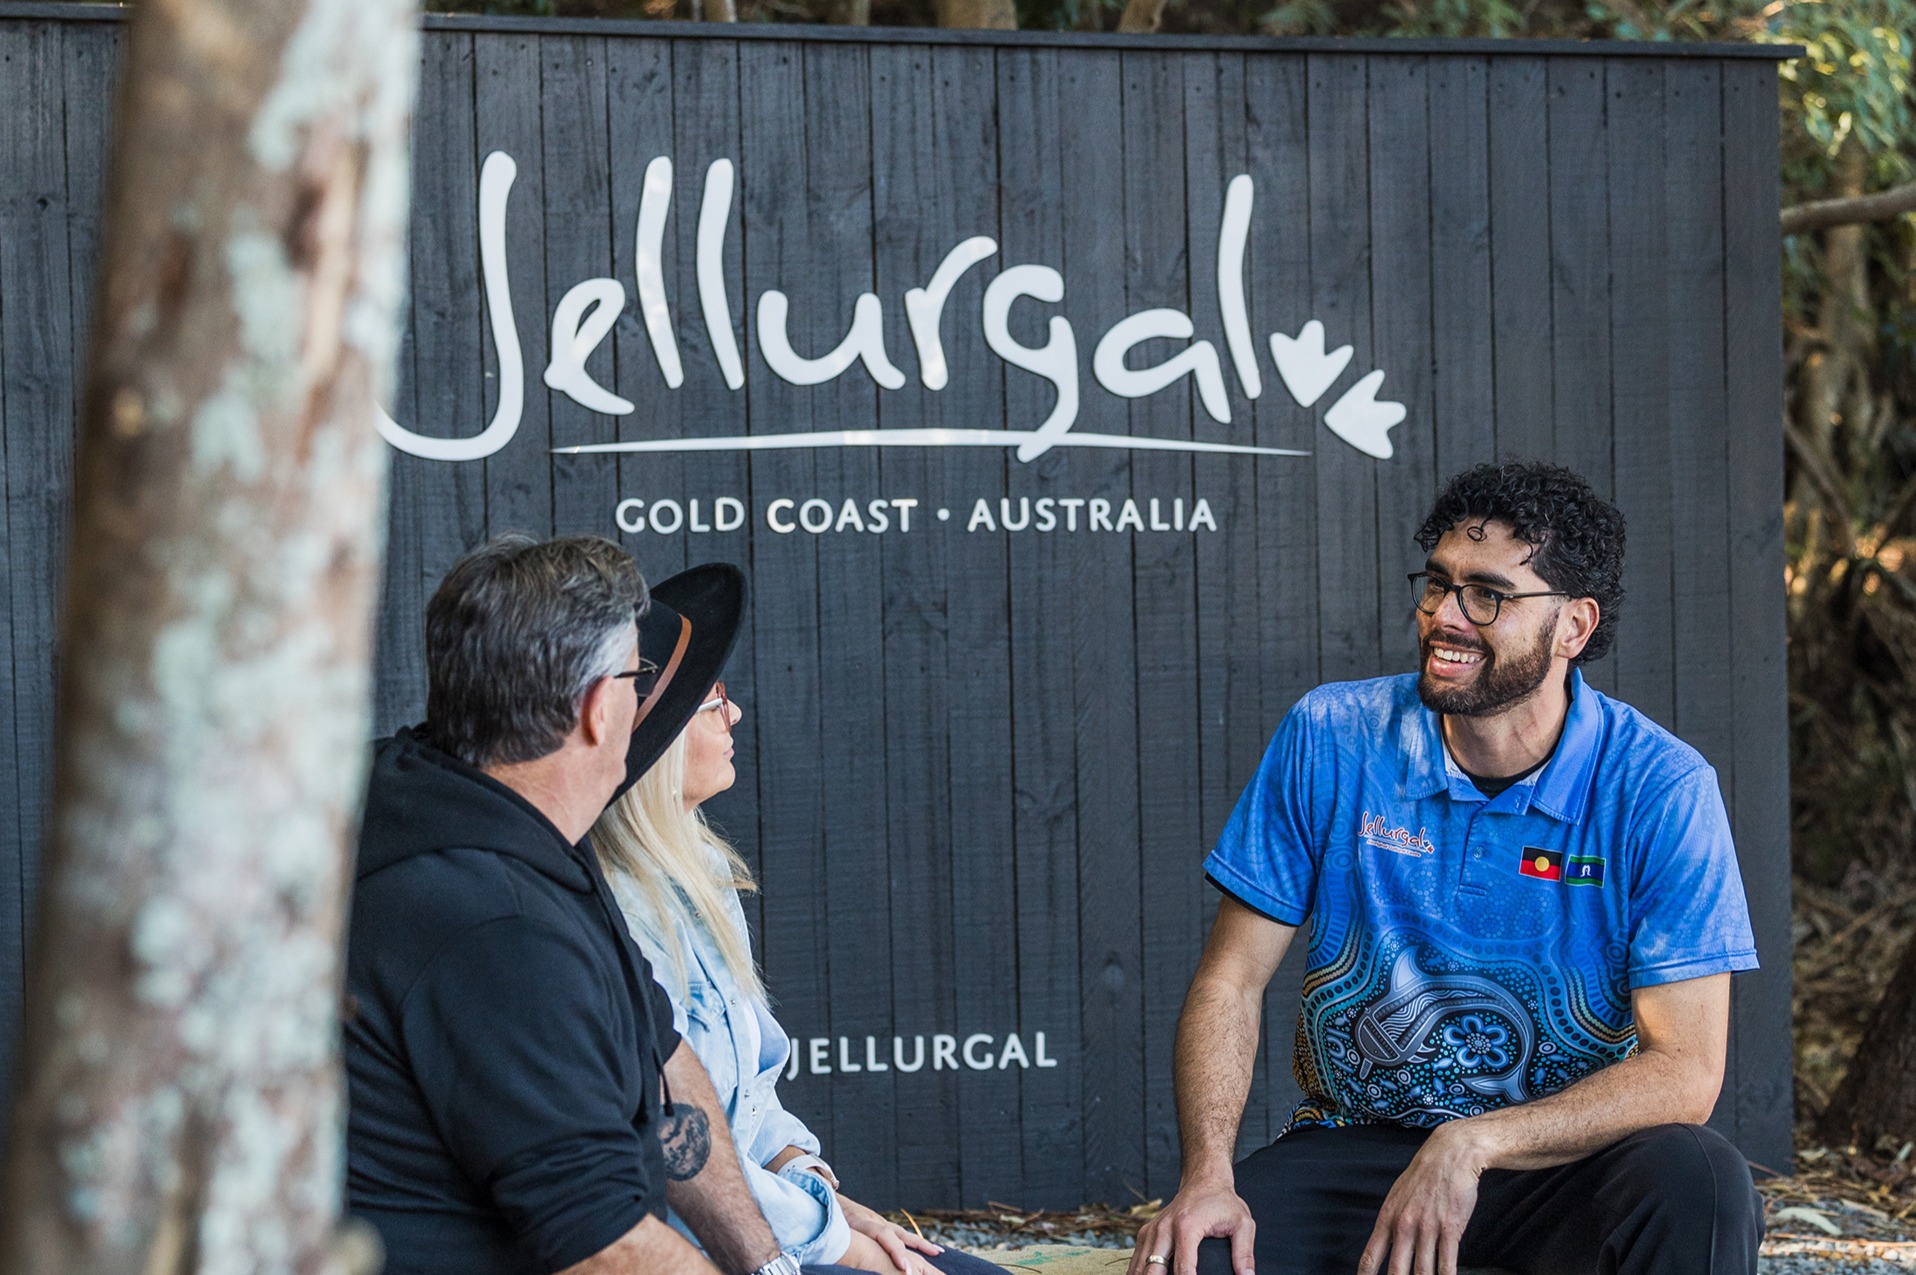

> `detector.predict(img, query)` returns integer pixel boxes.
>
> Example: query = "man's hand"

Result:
[1127,1175,1255,1275]
[838,1194,944,1275]
[1356,1124,1485,1275]
[1136,898,1295,1275]
[1354,974,1734,1275]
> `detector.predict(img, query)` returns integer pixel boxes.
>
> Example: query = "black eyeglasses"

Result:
[611,656,662,699]
[1409,572,1568,627]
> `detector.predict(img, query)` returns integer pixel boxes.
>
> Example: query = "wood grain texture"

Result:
[1308,54,1379,686]
[1242,49,1315,1149]
[1546,57,1616,697]
[734,35,836,1170]
[1367,54,1434,673]
[0,24,74,1085]
[1427,57,1496,481]
[1058,47,1145,1205]
[0,16,1796,1200]
[1605,57,1674,729]
[657,33,765,990]
[1192,49,1278,1154]
[1486,57,1552,461]
[1127,47,1201,1201]
[925,43,1022,1206]
[1661,58,1738,1144]
[870,39,961,1209]
[1721,59,1793,1173]
[997,45,1087,1209]
[476,34,553,539]
[374,31,489,733]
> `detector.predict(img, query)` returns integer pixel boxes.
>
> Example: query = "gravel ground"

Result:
[910,1218,1916,1271]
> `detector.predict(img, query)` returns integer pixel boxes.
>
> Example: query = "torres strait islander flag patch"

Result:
[1565,854,1606,887]
[1517,846,1564,881]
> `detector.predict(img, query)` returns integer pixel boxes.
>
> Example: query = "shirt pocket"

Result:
[682,977,742,1099]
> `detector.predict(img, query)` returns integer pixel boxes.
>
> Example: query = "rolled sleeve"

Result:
[401,917,667,1271]
[762,1158,851,1264]
[1624,766,1761,990]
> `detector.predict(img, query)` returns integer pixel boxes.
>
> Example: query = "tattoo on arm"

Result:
[658,1102,713,1181]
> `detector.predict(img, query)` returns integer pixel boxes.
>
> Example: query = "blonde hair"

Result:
[592,730,764,1003]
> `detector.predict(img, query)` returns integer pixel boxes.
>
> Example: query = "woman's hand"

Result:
[836,1195,944,1275]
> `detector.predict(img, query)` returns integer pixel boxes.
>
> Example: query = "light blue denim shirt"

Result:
[607,868,851,1266]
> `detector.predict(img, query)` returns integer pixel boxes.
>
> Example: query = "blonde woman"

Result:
[595,565,1001,1275]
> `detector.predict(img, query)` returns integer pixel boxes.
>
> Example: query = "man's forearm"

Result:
[560,1214,722,1275]
[661,1043,782,1275]
[1173,974,1264,1184]
[1443,1044,1721,1173]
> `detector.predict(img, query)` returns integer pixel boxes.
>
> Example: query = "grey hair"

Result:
[425,533,647,768]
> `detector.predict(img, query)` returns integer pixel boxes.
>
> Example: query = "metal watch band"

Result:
[749,1253,802,1275]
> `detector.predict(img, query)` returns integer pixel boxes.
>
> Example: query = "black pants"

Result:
[1194,1123,1762,1275]
[805,1246,1008,1274]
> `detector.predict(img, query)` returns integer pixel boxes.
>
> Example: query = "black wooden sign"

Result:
[0,4,1793,1208]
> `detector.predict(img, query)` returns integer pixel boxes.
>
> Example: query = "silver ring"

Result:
[1145,1258,1169,1267]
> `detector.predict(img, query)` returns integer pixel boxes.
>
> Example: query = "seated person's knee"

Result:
[1622,1124,1761,1232]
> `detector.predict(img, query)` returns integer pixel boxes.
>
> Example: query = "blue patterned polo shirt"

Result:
[1204,670,1759,1132]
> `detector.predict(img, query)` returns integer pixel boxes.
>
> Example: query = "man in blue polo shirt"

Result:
[1131,463,1761,1275]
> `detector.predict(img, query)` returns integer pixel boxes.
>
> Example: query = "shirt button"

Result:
[1473,849,1482,859]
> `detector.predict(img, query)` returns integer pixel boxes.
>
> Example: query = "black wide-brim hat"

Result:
[616,562,745,798]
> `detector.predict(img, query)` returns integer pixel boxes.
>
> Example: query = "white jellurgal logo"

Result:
[375,157,1407,465]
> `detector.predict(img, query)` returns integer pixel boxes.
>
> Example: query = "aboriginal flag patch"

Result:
[1518,846,1563,881]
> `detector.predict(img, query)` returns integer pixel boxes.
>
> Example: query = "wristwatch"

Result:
[748,1254,802,1275]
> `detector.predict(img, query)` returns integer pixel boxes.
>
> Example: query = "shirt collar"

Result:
[1529,669,1601,823]
[1402,668,1601,824]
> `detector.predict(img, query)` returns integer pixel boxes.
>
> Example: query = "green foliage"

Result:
[1770,2,1913,185]
[1375,0,1528,38]
[1757,0,1916,884]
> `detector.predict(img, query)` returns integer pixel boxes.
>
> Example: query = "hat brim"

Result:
[615,562,745,798]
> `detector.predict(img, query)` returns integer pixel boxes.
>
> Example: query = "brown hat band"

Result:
[632,614,692,733]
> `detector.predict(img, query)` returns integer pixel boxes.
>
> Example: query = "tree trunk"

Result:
[1821,927,1916,1148]
[1796,141,1876,481]
[937,0,1018,28]
[0,2,418,1272]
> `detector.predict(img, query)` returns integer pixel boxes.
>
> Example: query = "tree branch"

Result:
[1781,180,1916,237]
[1784,417,1855,537]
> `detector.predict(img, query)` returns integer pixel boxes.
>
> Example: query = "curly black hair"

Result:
[1414,461,1627,665]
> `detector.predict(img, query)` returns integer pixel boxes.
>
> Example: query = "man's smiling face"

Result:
[1416,520,1565,717]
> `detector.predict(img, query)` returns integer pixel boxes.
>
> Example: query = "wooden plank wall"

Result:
[0,12,1795,1206]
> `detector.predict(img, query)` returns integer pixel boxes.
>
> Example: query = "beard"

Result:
[1417,612,1557,717]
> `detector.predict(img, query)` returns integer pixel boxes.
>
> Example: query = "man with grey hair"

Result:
[345,534,793,1275]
